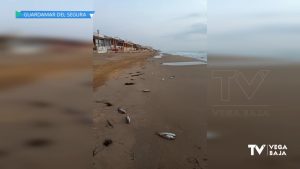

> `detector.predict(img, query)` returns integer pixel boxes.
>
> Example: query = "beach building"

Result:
[124,41,135,52]
[94,35,136,53]
[93,31,111,53]
[93,30,152,53]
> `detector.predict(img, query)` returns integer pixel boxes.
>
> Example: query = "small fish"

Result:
[125,116,131,124]
[131,73,144,77]
[169,76,175,79]
[104,102,113,107]
[125,82,135,85]
[143,89,151,92]
[103,139,113,147]
[106,120,114,128]
[92,147,98,157]
[157,132,176,140]
[118,107,127,114]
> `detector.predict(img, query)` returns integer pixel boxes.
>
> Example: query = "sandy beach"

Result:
[208,55,300,168]
[0,46,94,169]
[93,52,208,169]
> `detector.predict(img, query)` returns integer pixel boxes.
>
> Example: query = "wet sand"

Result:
[93,52,208,169]
[93,51,156,89]
[0,48,93,169]
[208,55,300,169]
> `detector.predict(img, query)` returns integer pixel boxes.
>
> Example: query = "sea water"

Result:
[167,51,207,62]
[162,51,207,66]
[162,61,206,66]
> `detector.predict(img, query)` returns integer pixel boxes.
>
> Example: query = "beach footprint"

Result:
[25,138,53,148]
[0,149,9,158]
[27,101,53,108]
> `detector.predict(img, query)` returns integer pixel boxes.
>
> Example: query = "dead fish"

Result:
[125,82,135,85]
[103,139,113,147]
[157,132,176,140]
[96,100,113,107]
[92,147,98,156]
[125,116,131,124]
[106,120,114,128]
[104,102,113,107]
[118,107,127,114]
[142,89,151,92]
[131,73,144,77]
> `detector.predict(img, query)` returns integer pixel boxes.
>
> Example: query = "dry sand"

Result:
[0,49,90,90]
[93,52,208,169]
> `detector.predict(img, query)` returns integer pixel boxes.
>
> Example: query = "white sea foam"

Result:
[154,53,163,59]
[162,61,206,66]
[166,51,207,62]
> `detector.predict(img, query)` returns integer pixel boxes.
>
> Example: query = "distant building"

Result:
[93,30,153,53]
[93,32,111,53]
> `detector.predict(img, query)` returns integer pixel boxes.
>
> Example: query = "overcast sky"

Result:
[209,0,300,58]
[1,0,299,57]
[94,0,207,52]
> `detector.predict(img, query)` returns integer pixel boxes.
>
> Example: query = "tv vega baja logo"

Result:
[248,144,287,156]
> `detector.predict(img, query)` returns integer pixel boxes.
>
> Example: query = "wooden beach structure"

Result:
[93,30,152,54]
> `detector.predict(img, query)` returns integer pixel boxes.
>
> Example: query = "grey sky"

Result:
[94,0,207,52]
[1,0,299,57]
[209,0,300,58]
